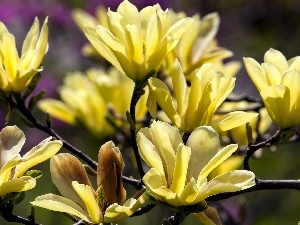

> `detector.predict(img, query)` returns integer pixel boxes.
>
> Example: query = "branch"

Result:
[128,83,145,189]
[164,212,189,225]
[13,94,98,170]
[206,178,300,201]
[0,213,41,225]
[13,93,141,187]
[131,203,156,217]
[244,130,280,171]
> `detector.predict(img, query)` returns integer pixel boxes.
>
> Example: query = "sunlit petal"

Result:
[72,181,102,224]
[31,194,91,223]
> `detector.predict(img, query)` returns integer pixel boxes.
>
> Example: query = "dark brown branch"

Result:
[164,212,189,225]
[129,83,145,189]
[244,130,280,171]
[0,213,41,225]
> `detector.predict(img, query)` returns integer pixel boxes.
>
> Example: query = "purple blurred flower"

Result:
[86,0,171,12]
[0,0,72,27]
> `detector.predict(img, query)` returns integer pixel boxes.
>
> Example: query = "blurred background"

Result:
[0,0,300,224]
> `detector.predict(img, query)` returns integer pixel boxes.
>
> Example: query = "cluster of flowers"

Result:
[1,0,299,224]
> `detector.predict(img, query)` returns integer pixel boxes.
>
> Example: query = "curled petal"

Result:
[31,193,91,223]
[198,170,255,200]
[72,181,102,224]
[14,139,62,178]
[104,191,149,223]
[0,176,36,196]
[211,111,258,132]
[198,144,238,180]
[0,126,25,168]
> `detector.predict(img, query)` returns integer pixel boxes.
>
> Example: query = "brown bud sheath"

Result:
[97,141,126,207]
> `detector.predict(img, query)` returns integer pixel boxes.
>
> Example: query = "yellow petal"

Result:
[146,10,163,58]
[104,191,149,223]
[178,178,203,205]
[72,181,102,224]
[137,132,165,178]
[0,125,25,168]
[143,168,180,207]
[0,32,19,80]
[243,57,268,92]
[172,59,188,116]
[28,17,49,69]
[260,85,290,128]
[264,48,288,74]
[281,70,300,111]
[84,26,125,75]
[261,62,282,85]
[0,154,23,183]
[186,126,220,181]
[170,144,191,196]
[198,170,255,199]
[50,153,93,207]
[148,78,181,127]
[14,139,62,178]
[31,193,91,223]
[125,24,144,65]
[211,111,258,132]
[22,17,39,55]
[198,144,238,180]
[168,17,193,40]
[106,9,126,43]
[38,98,76,124]
[0,176,36,196]
[149,121,181,185]
[116,0,140,26]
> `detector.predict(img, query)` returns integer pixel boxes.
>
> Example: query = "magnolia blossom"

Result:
[0,126,62,196]
[164,12,233,77]
[31,141,149,224]
[0,17,48,92]
[137,121,255,208]
[148,59,258,133]
[38,67,148,136]
[244,48,300,129]
[84,0,193,81]
[72,6,108,57]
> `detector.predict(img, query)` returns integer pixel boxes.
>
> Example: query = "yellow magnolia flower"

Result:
[244,48,300,129]
[72,6,109,57]
[0,17,48,92]
[164,12,233,78]
[38,67,148,136]
[84,0,193,81]
[31,141,149,224]
[0,126,62,196]
[137,121,255,208]
[148,59,258,133]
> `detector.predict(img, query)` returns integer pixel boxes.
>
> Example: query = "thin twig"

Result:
[13,93,141,187]
[0,213,41,225]
[244,130,280,170]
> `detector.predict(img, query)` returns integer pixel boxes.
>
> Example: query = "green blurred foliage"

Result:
[1,0,300,224]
